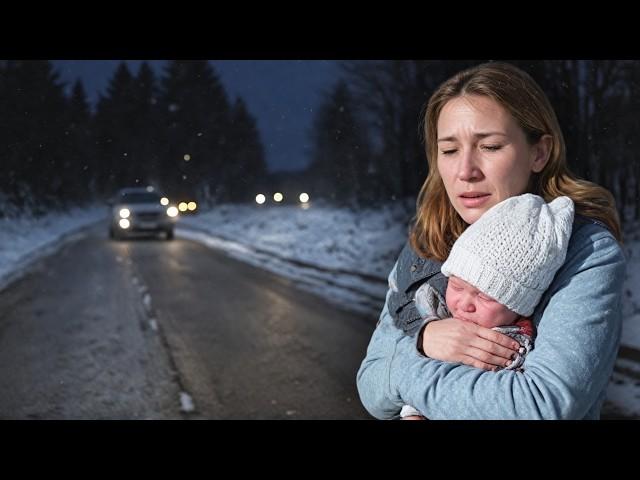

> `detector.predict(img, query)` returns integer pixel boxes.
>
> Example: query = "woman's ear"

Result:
[531,134,553,173]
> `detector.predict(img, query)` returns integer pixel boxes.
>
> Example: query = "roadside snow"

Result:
[0,205,106,291]
[176,203,410,315]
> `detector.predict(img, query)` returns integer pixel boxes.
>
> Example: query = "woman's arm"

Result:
[357,259,519,418]
[356,262,406,419]
[389,226,626,419]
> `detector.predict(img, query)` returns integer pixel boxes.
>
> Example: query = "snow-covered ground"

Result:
[0,205,107,291]
[1,201,639,417]
[177,202,410,315]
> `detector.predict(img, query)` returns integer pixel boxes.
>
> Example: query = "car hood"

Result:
[113,203,165,215]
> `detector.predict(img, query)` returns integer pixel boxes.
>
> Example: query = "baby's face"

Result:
[445,276,519,328]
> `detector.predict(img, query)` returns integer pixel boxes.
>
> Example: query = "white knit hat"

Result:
[441,194,574,317]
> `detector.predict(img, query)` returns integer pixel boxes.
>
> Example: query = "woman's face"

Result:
[436,95,550,224]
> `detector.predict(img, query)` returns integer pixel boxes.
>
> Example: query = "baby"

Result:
[401,193,574,419]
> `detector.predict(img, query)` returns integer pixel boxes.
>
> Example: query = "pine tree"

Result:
[93,61,138,194]
[308,80,372,206]
[159,60,232,201]
[0,60,68,209]
[131,61,164,190]
[226,97,268,202]
[62,79,94,202]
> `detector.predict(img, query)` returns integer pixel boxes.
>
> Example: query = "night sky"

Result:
[51,60,342,172]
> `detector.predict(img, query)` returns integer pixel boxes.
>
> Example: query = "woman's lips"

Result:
[459,193,491,208]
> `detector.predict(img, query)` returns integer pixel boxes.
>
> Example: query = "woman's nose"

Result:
[457,150,481,182]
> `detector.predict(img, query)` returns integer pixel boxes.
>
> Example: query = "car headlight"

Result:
[119,208,130,219]
[167,206,179,217]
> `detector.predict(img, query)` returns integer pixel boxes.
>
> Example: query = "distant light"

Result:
[160,197,169,206]
[184,154,191,161]
[119,208,130,219]
[299,193,310,203]
[167,206,179,217]
[119,219,130,229]
[187,202,197,211]
[146,186,154,192]
[255,194,266,205]
[178,202,188,212]
[273,192,284,203]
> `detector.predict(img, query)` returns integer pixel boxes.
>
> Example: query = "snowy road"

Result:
[1,211,638,419]
[0,225,372,419]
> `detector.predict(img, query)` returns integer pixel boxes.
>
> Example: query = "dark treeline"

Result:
[306,60,640,225]
[0,60,267,216]
[4,59,640,224]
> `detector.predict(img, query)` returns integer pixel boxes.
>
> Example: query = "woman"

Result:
[356,62,626,420]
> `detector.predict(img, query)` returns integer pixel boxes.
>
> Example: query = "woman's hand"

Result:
[421,318,520,371]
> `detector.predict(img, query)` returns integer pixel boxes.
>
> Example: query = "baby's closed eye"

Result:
[478,294,496,302]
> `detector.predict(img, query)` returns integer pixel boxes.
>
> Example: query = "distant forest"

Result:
[2,60,640,226]
[0,60,267,212]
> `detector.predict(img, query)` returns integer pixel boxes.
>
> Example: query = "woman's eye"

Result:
[481,144,502,152]
[478,295,495,302]
[440,149,457,156]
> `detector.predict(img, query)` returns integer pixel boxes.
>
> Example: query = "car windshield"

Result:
[119,192,161,204]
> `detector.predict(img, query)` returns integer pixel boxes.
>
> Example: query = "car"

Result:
[108,187,178,240]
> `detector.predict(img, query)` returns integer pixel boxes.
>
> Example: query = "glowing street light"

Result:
[255,194,266,205]
[273,192,284,203]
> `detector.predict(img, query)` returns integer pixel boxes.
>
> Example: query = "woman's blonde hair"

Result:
[411,62,621,261]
